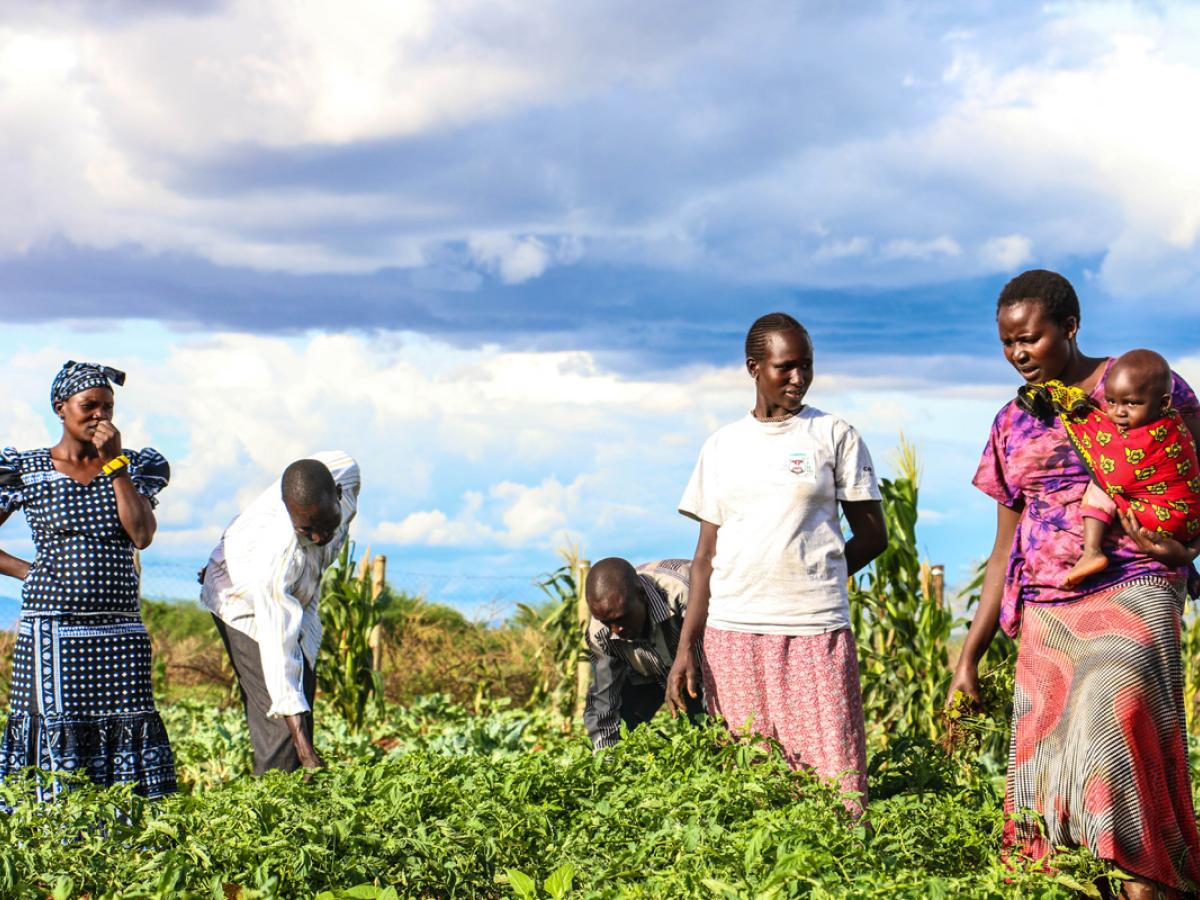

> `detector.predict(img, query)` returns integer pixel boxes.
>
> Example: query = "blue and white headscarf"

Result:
[50,361,126,410]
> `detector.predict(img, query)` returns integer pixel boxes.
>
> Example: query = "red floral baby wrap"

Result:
[1016,380,1200,541]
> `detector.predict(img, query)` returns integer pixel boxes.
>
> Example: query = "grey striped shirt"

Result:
[584,559,694,748]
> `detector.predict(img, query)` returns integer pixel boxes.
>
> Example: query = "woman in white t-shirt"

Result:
[666,312,887,810]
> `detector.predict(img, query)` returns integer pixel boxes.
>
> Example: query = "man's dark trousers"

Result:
[213,615,316,775]
[621,681,705,732]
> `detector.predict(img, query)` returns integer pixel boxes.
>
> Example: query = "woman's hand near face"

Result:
[101,441,158,550]
[95,419,159,548]
[91,420,122,465]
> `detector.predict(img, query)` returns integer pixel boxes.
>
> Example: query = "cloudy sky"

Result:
[2,0,1199,610]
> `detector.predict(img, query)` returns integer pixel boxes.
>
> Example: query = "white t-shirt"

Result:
[678,408,880,635]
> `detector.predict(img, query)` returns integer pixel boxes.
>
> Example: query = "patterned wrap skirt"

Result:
[0,615,176,801]
[701,626,868,811]
[1006,577,1200,889]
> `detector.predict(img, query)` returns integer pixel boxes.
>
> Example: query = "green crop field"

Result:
[1,452,1195,898]
[0,695,1126,899]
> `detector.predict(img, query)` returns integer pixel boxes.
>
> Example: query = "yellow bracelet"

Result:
[102,454,130,476]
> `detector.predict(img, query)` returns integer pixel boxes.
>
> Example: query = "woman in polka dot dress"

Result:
[0,361,176,800]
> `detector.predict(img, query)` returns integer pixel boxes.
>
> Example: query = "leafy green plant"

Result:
[317,542,387,732]
[0,699,1100,898]
[850,437,955,747]
[1183,604,1200,731]
[2,484,1178,898]
[518,544,585,721]
[954,559,1017,772]
[942,675,1011,765]
[504,863,575,899]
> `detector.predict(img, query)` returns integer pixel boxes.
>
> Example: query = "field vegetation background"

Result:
[1,443,1198,898]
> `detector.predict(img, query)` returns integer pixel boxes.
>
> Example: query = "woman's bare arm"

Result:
[841,499,888,575]
[92,422,158,549]
[946,502,1021,705]
[0,508,31,581]
[665,520,717,715]
[110,473,158,550]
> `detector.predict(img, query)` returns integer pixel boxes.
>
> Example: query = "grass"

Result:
[138,594,565,711]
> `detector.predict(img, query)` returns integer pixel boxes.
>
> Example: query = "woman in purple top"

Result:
[948,269,1200,897]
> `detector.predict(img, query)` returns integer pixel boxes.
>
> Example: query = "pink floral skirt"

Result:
[701,626,868,810]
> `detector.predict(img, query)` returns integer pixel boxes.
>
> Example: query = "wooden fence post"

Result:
[368,555,387,672]
[920,561,946,607]
[573,558,592,721]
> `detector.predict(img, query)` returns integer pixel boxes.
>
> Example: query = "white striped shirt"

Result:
[200,451,360,718]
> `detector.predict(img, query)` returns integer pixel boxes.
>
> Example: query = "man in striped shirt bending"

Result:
[200,451,360,775]
[584,557,704,749]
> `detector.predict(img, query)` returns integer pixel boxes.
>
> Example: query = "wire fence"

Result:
[138,561,550,625]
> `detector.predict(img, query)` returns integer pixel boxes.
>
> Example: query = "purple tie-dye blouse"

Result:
[973,359,1200,637]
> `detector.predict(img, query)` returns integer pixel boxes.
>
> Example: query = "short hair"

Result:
[281,459,337,508]
[996,269,1080,327]
[1109,348,1172,398]
[745,312,808,362]
[586,557,641,611]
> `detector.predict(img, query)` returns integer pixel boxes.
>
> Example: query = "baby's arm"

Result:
[1063,481,1113,588]
[1080,480,1117,525]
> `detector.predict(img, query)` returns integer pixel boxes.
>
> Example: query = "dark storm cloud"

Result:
[119,2,1074,292]
[7,239,1174,379]
[3,2,1196,374]
[158,3,967,257]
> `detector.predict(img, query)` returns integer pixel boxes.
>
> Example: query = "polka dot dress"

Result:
[0,447,176,800]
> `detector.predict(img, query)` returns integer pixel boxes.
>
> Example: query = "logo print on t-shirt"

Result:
[787,451,815,480]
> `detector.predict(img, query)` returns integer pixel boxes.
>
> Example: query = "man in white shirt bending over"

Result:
[200,451,360,775]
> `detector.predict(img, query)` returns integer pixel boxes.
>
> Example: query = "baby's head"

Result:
[1104,349,1172,429]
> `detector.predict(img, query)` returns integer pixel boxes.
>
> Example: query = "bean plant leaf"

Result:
[544,863,575,899]
[506,869,538,899]
[1055,875,1102,897]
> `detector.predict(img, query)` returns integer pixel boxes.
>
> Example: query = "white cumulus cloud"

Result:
[9,325,1187,595]
[469,235,551,285]
[979,234,1032,270]
[880,236,962,262]
[377,492,493,546]
[493,476,585,545]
